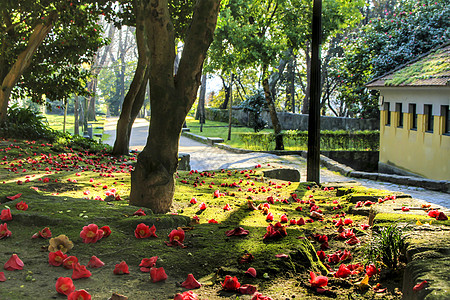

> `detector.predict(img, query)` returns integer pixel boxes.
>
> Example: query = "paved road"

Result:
[104,117,449,208]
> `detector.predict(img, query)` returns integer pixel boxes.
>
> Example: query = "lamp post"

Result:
[307,0,322,183]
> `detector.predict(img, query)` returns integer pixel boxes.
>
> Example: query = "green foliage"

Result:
[239,89,267,132]
[238,130,379,151]
[0,105,58,140]
[2,1,112,105]
[330,0,450,118]
[365,223,407,270]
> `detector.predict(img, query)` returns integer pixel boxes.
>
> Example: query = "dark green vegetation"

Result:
[2,139,448,299]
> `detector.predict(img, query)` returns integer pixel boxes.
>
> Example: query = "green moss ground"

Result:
[1,139,443,299]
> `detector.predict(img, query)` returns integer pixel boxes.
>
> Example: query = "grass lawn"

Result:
[44,113,106,141]
[1,138,444,299]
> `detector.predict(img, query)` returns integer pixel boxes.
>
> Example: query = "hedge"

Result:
[238,130,379,151]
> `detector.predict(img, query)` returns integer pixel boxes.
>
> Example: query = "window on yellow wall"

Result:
[409,103,417,130]
[384,102,390,126]
[442,105,449,135]
[424,104,433,132]
[396,103,403,127]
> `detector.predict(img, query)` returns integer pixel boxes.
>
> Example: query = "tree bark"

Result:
[130,0,220,213]
[227,73,233,140]
[218,75,230,109]
[286,51,296,113]
[0,11,58,122]
[262,65,284,150]
[301,42,311,114]
[74,95,79,135]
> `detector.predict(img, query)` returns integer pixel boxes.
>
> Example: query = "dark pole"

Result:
[307,0,322,183]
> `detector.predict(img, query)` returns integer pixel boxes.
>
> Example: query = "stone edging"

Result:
[181,132,449,193]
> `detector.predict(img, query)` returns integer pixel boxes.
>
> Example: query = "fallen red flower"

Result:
[114,261,130,275]
[223,203,231,211]
[134,223,152,239]
[150,267,168,282]
[48,250,67,266]
[0,271,5,282]
[263,222,287,240]
[436,212,448,221]
[100,225,111,238]
[317,250,326,261]
[165,228,186,247]
[199,202,207,210]
[71,263,92,279]
[15,200,28,211]
[280,214,288,223]
[7,193,22,201]
[139,256,158,272]
[245,267,257,277]
[87,255,105,268]
[80,224,103,243]
[239,252,255,264]
[208,218,218,223]
[174,291,199,300]
[266,212,274,221]
[222,275,240,291]
[55,277,75,295]
[4,254,24,271]
[251,292,273,300]
[68,289,91,300]
[373,283,387,293]
[427,210,439,218]
[0,208,12,221]
[39,227,52,239]
[63,256,79,269]
[239,284,257,294]
[0,223,12,239]
[345,236,360,245]
[181,273,201,289]
[297,217,305,225]
[225,227,249,237]
[133,208,146,216]
[309,271,328,288]
[334,264,352,278]
[366,263,379,277]
[413,280,428,292]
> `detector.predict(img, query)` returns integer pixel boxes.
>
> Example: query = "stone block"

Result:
[263,168,300,182]
[178,153,190,171]
[207,137,224,145]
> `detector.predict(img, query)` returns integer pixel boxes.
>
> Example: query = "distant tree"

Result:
[330,0,450,118]
[0,1,111,122]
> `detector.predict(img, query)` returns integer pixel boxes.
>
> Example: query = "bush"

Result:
[238,130,379,151]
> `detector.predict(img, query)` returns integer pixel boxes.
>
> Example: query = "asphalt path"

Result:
[104,117,449,208]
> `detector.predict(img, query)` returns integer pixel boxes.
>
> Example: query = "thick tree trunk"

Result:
[262,66,284,150]
[130,0,220,213]
[86,79,97,121]
[113,6,150,156]
[227,73,233,140]
[195,73,207,121]
[218,75,230,109]
[286,52,296,113]
[0,11,58,122]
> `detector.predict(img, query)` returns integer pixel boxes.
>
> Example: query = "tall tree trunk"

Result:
[113,10,150,156]
[218,75,230,109]
[127,68,149,144]
[86,78,97,121]
[227,73,233,140]
[0,11,58,122]
[301,42,311,114]
[74,95,79,135]
[195,73,207,120]
[262,66,284,150]
[286,51,296,113]
[63,100,68,133]
[130,0,220,213]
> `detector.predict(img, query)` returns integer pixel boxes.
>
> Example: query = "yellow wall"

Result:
[380,111,450,180]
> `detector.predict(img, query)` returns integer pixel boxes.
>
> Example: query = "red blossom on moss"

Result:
[150,267,168,282]
[208,219,218,224]
[49,250,68,266]
[223,203,231,211]
[139,256,158,272]
[181,273,201,289]
[0,271,6,282]
[280,214,288,223]
[222,275,240,291]
[134,223,152,239]
[80,224,103,243]
[15,201,28,211]
[199,202,207,210]
[133,208,146,216]
[87,256,105,268]
[263,222,287,240]
[7,193,22,201]
[63,256,79,269]
[39,227,52,239]
[165,228,186,247]
[4,254,24,271]
[365,264,379,277]
[413,280,428,292]
[334,264,352,278]
[174,291,199,300]
[0,208,12,221]
[67,289,91,300]
[0,223,12,239]
[251,292,274,300]
[245,267,257,277]
[100,225,111,238]
[113,261,130,275]
[55,277,75,295]
[225,227,249,237]
[239,284,257,294]
[71,263,92,280]
[309,271,328,288]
